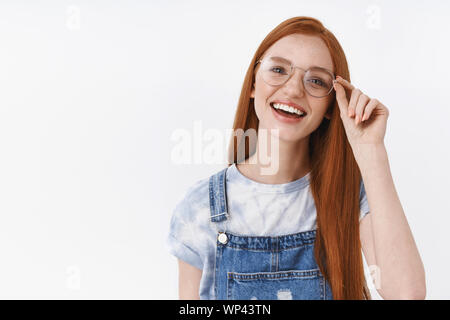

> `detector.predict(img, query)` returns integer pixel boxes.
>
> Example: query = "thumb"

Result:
[334,81,349,117]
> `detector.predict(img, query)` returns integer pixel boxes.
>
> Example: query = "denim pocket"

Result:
[227,269,327,300]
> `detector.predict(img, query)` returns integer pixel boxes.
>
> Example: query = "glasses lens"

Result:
[304,68,333,97]
[260,57,334,97]
[261,57,291,86]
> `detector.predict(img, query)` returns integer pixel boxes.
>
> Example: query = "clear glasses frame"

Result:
[254,56,336,98]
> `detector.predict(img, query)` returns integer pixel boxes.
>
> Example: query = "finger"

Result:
[362,98,380,121]
[348,88,362,118]
[354,94,370,125]
[333,80,349,118]
[335,76,355,91]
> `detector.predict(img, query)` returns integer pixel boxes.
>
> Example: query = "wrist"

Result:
[352,143,388,171]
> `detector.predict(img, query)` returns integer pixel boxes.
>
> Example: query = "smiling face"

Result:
[251,33,335,143]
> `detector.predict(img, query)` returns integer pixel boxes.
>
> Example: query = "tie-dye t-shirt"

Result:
[166,163,370,300]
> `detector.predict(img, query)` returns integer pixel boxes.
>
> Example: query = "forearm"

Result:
[353,143,426,299]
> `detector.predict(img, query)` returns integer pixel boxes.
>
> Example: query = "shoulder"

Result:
[172,175,211,223]
[178,166,230,212]
[170,166,229,228]
[166,172,217,269]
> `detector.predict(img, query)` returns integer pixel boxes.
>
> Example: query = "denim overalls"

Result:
[209,166,333,300]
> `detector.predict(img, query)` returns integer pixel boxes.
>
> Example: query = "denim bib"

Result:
[209,166,333,300]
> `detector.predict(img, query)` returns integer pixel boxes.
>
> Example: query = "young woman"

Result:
[167,16,426,300]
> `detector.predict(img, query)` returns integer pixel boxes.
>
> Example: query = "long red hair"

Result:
[227,16,370,300]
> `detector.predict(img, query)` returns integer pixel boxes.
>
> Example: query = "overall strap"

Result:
[209,167,229,223]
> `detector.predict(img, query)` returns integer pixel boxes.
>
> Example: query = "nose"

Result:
[282,68,306,98]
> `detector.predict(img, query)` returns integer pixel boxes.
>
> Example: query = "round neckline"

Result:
[227,163,311,194]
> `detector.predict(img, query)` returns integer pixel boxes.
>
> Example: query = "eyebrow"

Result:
[270,55,334,75]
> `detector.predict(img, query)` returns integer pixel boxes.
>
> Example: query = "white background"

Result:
[0,0,449,299]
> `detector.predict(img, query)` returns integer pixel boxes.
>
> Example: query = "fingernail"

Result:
[362,114,367,121]
[355,115,359,125]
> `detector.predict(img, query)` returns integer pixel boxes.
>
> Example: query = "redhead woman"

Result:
[167,16,425,300]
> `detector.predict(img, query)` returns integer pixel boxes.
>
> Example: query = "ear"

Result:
[324,95,336,119]
[324,107,332,120]
[250,84,255,99]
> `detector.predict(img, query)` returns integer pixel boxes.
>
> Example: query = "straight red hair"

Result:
[227,16,370,299]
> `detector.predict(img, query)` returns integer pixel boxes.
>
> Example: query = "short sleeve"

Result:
[166,197,204,271]
[359,179,370,222]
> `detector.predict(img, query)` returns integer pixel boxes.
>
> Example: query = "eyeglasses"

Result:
[254,56,336,98]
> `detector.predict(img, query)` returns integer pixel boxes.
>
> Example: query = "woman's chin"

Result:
[257,121,308,142]
[278,134,307,143]
[268,130,307,144]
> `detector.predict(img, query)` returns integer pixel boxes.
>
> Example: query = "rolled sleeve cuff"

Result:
[166,233,203,271]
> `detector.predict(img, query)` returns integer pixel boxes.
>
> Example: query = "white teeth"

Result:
[272,103,305,116]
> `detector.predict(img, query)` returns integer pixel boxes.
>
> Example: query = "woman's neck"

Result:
[236,137,311,185]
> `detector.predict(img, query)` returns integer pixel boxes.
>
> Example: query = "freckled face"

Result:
[251,33,335,142]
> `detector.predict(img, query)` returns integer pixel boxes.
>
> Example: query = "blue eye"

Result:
[307,78,326,87]
[270,67,287,75]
